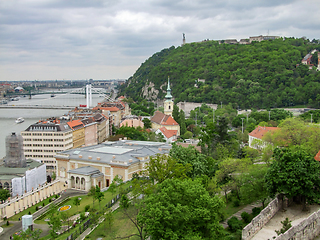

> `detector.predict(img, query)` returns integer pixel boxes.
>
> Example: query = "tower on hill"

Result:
[164,77,173,116]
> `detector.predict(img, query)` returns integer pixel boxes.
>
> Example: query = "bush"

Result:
[35,206,38,211]
[48,198,52,203]
[28,211,31,215]
[241,211,251,224]
[85,205,90,212]
[6,220,9,226]
[233,199,240,207]
[252,207,261,217]
[42,202,45,207]
[227,216,243,232]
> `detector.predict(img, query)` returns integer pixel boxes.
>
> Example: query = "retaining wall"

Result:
[242,195,283,240]
[275,208,320,240]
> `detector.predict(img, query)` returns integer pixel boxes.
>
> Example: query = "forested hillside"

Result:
[119,38,320,109]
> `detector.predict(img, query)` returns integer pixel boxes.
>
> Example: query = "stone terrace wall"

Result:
[275,208,320,240]
[242,195,283,240]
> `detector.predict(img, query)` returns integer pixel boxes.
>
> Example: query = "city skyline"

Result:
[1,0,320,81]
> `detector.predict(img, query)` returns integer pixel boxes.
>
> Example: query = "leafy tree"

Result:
[240,165,269,208]
[138,178,225,239]
[0,189,10,202]
[95,185,104,210]
[13,228,42,240]
[142,118,151,129]
[104,209,114,230]
[264,118,320,155]
[88,186,96,210]
[198,116,238,159]
[47,208,62,239]
[73,197,81,213]
[265,147,320,210]
[215,158,250,203]
[179,109,187,135]
[146,154,191,184]
[116,126,147,141]
[275,218,292,235]
[170,144,216,178]
[60,211,70,232]
[119,194,147,240]
[172,104,180,123]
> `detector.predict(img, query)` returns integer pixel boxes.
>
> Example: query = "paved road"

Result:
[0,189,86,240]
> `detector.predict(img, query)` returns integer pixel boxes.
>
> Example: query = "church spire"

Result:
[164,77,173,116]
[165,77,172,101]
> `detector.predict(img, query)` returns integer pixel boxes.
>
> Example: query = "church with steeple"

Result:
[150,78,180,142]
[164,77,173,116]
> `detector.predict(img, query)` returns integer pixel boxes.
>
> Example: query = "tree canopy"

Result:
[265,147,320,210]
[138,178,225,240]
[119,38,320,109]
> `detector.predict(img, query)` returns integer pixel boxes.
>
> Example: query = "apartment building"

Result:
[21,119,73,173]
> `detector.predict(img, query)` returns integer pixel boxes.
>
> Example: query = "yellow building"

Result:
[55,140,172,191]
[67,120,85,148]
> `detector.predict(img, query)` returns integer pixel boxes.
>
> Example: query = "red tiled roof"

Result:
[67,119,84,130]
[315,150,320,162]
[249,126,279,140]
[98,107,120,112]
[150,111,179,126]
[158,127,177,139]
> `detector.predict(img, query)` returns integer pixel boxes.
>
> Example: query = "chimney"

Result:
[79,155,82,158]
[97,157,100,161]
[113,155,116,159]
[129,159,132,163]
[88,156,92,159]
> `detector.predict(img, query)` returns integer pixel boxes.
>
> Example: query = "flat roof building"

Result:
[55,140,172,191]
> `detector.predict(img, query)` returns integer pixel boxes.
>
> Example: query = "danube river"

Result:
[0,90,105,159]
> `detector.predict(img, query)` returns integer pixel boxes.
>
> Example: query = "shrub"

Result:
[48,198,52,203]
[35,206,38,211]
[85,205,90,212]
[241,211,251,224]
[227,216,243,232]
[233,199,240,207]
[42,203,45,207]
[28,211,31,215]
[6,220,9,226]
[252,207,261,217]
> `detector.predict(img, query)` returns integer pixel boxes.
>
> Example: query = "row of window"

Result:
[23,143,72,148]
[25,149,57,153]
[24,138,70,142]
[25,155,55,158]
[22,133,68,136]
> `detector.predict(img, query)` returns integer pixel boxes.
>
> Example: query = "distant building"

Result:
[1,132,46,197]
[248,126,279,149]
[249,35,280,43]
[21,120,73,173]
[155,127,178,143]
[67,120,85,148]
[150,111,180,136]
[55,140,172,191]
[120,117,144,128]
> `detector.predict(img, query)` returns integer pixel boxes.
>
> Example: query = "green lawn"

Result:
[86,208,140,240]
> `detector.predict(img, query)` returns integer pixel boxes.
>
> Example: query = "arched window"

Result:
[0,182,2,189]
[4,182,9,189]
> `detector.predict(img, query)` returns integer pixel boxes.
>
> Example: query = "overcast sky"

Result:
[1,0,319,81]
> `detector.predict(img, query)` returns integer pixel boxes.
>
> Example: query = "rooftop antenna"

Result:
[182,33,186,46]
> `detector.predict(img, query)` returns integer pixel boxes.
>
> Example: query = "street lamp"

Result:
[241,118,244,134]
[269,111,271,121]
